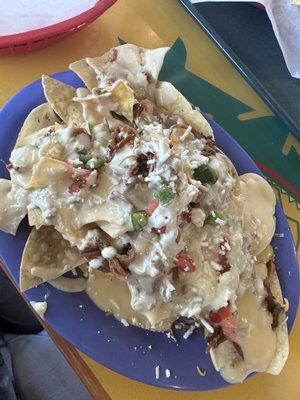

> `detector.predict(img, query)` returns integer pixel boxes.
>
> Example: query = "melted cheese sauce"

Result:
[239,173,276,255]
[86,270,174,331]
[213,262,277,383]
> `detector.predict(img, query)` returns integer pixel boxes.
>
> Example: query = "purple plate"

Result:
[0,72,299,391]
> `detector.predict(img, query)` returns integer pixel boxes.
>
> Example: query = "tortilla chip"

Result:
[69,59,98,91]
[28,208,47,229]
[27,157,73,189]
[86,44,169,90]
[0,179,27,235]
[16,103,60,148]
[20,226,85,291]
[154,81,213,138]
[110,80,135,121]
[42,75,84,125]
[207,265,288,380]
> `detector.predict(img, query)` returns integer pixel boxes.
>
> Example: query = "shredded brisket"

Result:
[263,261,284,330]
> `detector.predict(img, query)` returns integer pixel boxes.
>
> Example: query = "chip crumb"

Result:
[274,233,285,238]
[196,365,207,377]
[148,345,152,349]
[283,297,289,312]
[121,318,129,327]
[155,365,160,380]
[165,368,171,378]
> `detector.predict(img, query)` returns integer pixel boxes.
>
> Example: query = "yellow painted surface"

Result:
[0,0,299,399]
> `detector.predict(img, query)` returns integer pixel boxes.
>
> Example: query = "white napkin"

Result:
[0,0,97,36]
[191,0,300,79]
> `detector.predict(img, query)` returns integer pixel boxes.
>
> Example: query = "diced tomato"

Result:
[153,226,167,234]
[174,252,196,273]
[209,307,236,340]
[69,181,81,194]
[146,199,159,216]
[182,211,192,223]
[69,170,91,194]
[219,237,231,253]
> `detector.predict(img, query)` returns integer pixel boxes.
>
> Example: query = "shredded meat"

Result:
[115,243,136,265]
[107,125,137,161]
[108,258,129,277]
[82,249,102,260]
[109,47,117,62]
[144,71,155,84]
[202,138,218,157]
[98,259,110,273]
[6,163,20,172]
[133,103,144,119]
[170,316,203,341]
[264,261,284,330]
[206,326,227,352]
[130,152,155,177]
[110,111,130,124]
[218,254,231,274]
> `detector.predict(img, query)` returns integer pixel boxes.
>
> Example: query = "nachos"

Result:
[0,44,288,383]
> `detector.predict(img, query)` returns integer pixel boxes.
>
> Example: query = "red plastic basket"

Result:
[0,0,117,55]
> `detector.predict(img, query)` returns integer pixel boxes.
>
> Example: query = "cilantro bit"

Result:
[154,185,176,206]
[204,211,224,226]
[131,211,148,230]
[193,164,218,185]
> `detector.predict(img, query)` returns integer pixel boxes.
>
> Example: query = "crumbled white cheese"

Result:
[155,365,160,380]
[78,229,101,251]
[88,257,103,269]
[191,208,206,227]
[101,246,117,259]
[180,125,192,141]
[121,318,129,327]
[165,369,171,378]
[183,325,195,339]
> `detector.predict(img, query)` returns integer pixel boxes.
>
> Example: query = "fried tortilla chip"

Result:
[42,75,84,125]
[16,103,59,148]
[207,265,288,382]
[27,156,73,189]
[86,44,169,91]
[0,179,27,235]
[20,226,85,291]
[154,81,213,137]
[28,208,48,229]
[69,59,98,91]
[110,80,135,121]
